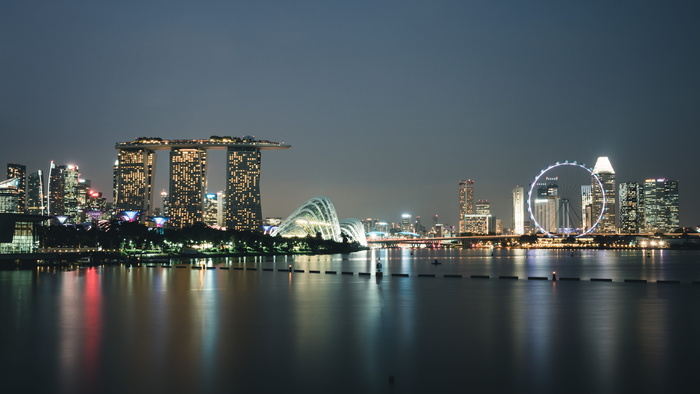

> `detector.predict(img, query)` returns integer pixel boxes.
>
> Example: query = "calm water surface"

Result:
[1,249,700,393]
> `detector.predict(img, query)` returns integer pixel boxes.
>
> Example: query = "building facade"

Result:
[581,185,592,230]
[463,214,492,235]
[48,162,64,216]
[0,178,19,213]
[225,147,261,231]
[114,149,156,219]
[533,188,559,234]
[643,179,679,233]
[62,165,80,220]
[6,163,26,213]
[114,137,290,230]
[591,157,616,233]
[512,186,524,235]
[169,148,207,228]
[458,179,475,234]
[619,182,642,233]
[26,170,45,215]
[475,199,490,215]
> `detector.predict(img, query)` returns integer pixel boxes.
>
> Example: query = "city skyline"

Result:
[2,1,699,225]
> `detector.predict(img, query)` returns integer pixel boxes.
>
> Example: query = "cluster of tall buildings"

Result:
[458,180,503,235]
[582,157,679,234]
[1,136,290,232]
[505,156,680,236]
[619,178,679,233]
[1,162,107,221]
[113,136,290,230]
[362,214,451,238]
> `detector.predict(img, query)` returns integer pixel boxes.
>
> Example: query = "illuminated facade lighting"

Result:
[114,149,156,220]
[114,136,290,231]
[458,179,475,234]
[169,148,207,228]
[152,216,169,227]
[271,196,368,246]
[226,148,261,231]
[592,157,616,233]
[121,210,140,222]
[6,163,26,213]
[619,182,642,233]
[512,186,524,235]
[27,170,45,215]
[643,178,679,233]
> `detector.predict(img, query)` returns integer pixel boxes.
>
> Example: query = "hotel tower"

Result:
[114,136,290,230]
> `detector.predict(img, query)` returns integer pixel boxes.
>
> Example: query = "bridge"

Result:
[367,235,520,247]
[367,233,700,248]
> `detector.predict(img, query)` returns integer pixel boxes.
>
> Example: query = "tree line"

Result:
[39,220,363,255]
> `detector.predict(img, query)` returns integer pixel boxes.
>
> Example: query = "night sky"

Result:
[2,1,699,227]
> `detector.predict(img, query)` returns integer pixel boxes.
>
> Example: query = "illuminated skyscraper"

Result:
[216,191,225,226]
[114,149,156,219]
[533,182,559,234]
[160,190,169,217]
[48,162,65,216]
[591,157,616,233]
[458,179,474,234]
[0,178,19,213]
[226,147,262,231]
[7,163,26,213]
[61,165,80,220]
[400,213,412,233]
[27,170,45,215]
[203,193,219,227]
[463,215,491,235]
[643,179,679,233]
[581,185,592,230]
[115,137,289,230]
[476,199,490,215]
[619,182,642,233]
[170,148,207,228]
[512,186,524,235]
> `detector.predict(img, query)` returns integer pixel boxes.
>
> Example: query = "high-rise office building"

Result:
[85,189,107,214]
[27,170,45,215]
[643,179,679,233]
[169,148,207,228]
[47,163,81,220]
[226,147,261,231]
[362,218,379,233]
[533,182,559,234]
[61,165,80,220]
[414,216,425,235]
[458,179,475,234]
[619,182,642,233]
[591,157,616,233]
[476,199,491,215]
[114,149,156,219]
[160,190,169,217]
[48,162,67,216]
[512,186,525,235]
[203,193,219,227]
[0,178,19,213]
[463,215,491,235]
[400,213,412,233]
[7,163,26,213]
[216,191,225,227]
[581,185,592,230]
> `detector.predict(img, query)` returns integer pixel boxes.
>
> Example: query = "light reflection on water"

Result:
[1,250,700,393]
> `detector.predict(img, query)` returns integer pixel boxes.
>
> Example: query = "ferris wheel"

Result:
[527,161,605,237]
